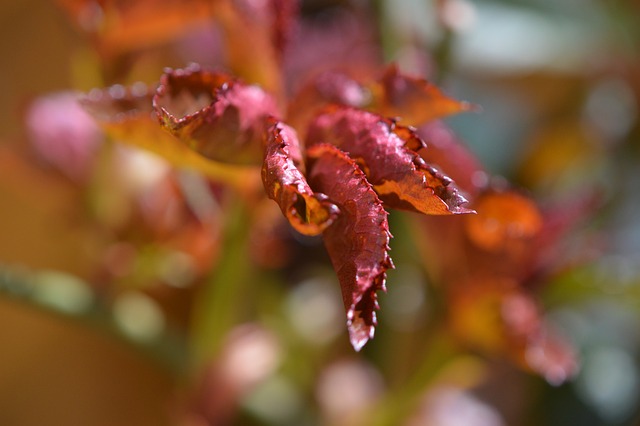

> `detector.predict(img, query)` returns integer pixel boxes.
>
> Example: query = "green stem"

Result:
[373,0,401,63]
[189,195,254,370]
[368,328,458,426]
[432,27,454,85]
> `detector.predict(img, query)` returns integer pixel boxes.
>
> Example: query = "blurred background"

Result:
[1,0,640,425]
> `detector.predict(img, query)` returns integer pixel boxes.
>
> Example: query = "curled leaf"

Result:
[306,106,473,215]
[153,64,279,165]
[368,64,475,125]
[262,120,339,236]
[81,81,251,185]
[307,143,393,351]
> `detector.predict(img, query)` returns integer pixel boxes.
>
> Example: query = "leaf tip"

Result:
[347,308,376,351]
[450,199,476,215]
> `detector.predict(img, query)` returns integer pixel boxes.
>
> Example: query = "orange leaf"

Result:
[57,0,213,57]
[464,190,543,252]
[368,64,476,125]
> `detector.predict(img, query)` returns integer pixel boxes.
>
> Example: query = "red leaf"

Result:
[306,106,474,215]
[262,119,339,236]
[153,64,279,165]
[306,143,393,351]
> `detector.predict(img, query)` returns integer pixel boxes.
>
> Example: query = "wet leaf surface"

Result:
[307,143,393,351]
[306,106,474,215]
[262,120,339,236]
[417,121,487,197]
[154,65,279,166]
